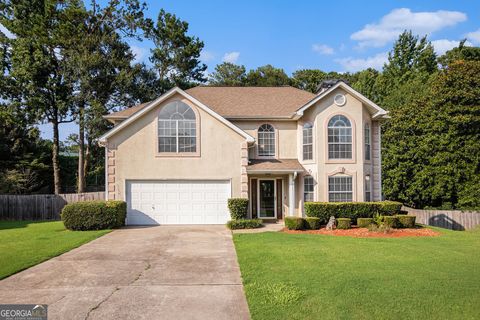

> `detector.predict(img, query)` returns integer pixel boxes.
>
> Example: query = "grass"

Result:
[233,227,480,320]
[0,220,110,280]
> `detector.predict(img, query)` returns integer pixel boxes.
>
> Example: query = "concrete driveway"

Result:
[0,226,250,320]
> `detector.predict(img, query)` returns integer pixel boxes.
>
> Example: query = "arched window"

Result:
[303,123,313,160]
[158,101,196,153]
[258,124,275,156]
[328,115,352,159]
[364,123,371,161]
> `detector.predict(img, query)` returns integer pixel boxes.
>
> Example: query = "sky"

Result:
[29,0,480,140]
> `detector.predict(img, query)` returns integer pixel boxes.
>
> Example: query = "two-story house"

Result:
[99,81,388,225]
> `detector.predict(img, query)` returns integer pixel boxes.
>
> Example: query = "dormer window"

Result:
[258,124,275,157]
[158,101,197,153]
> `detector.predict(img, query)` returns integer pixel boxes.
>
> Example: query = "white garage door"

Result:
[126,180,231,225]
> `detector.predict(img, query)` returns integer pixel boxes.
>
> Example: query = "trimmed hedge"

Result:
[226,219,263,230]
[337,218,351,229]
[383,216,399,228]
[61,200,126,231]
[285,217,305,230]
[357,218,374,228]
[304,201,402,223]
[305,217,321,230]
[227,198,249,220]
[397,215,416,228]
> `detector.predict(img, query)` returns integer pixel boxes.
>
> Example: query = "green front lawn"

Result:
[0,220,110,279]
[234,227,480,320]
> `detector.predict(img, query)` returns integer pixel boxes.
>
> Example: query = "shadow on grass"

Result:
[0,220,53,230]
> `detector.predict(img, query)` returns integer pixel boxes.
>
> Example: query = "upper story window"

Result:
[158,101,196,153]
[303,123,313,160]
[304,175,314,202]
[328,175,353,202]
[328,115,352,159]
[364,123,371,161]
[258,124,275,157]
[365,175,371,202]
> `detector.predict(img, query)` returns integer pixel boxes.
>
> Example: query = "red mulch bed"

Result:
[282,226,440,238]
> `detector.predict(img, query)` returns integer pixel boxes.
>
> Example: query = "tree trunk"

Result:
[77,103,86,193]
[52,116,61,195]
[84,135,91,188]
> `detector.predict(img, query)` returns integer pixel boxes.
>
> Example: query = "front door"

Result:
[258,179,276,219]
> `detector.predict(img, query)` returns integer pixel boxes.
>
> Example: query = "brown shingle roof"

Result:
[247,159,305,172]
[104,86,316,119]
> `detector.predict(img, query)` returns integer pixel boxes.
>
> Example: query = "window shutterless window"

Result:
[258,124,275,157]
[303,123,313,160]
[328,175,353,202]
[328,115,352,159]
[158,101,196,153]
[364,123,371,161]
[365,175,371,202]
[303,176,314,202]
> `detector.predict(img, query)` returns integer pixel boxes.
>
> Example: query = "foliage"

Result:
[0,220,109,280]
[304,217,321,230]
[357,218,374,228]
[245,65,290,86]
[304,201,402,223]
[61,200,126,230]
[227,198,249,220]
[336,218,351,229]
[382,216,399,228]
[209,62,247,86]
[284,217,305,230]
[438,40,480,66]
[396,215,416,228]
[291,69,355,93]
[226,219,263,230]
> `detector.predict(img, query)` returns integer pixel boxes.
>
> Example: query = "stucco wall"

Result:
[106,93,246,201]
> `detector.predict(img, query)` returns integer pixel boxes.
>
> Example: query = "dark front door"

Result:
[259,180,275,218]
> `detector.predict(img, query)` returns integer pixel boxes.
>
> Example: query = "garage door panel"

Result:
[126,180,231,225]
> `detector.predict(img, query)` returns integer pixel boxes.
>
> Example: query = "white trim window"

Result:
[328,115,352,159]
[304,175,314,202]
[303,123,313,160]
[364,123,371,161]
[365,175,371,202]
[328,175,353,202]
[258,124,275,157]
[158,101,196,153]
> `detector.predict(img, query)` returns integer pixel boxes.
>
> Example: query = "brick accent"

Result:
[240,141,249,198]
[107,144,117,200]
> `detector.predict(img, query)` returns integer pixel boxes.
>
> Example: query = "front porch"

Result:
[246,159,305,221]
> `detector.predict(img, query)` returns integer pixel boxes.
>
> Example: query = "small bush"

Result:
[285,217,305,230]
[368,223,392,234]
[305,217,321,230]
[396,215,416,228]
[357,218,374,228]
[383,216,399,228]
[337,218,351,229]
[226,219,263,230]
[227,198,249,220]
[61,200,126,231]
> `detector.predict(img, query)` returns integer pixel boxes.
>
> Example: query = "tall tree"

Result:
[147,9,207,94]
[351,68,380,102]
[438,40,480,66]
[209,62,246,86]
[245,65,290,86]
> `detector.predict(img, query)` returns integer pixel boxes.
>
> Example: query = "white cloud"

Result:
[222,51,240,63]
[466,28,480,44]
[0,23,16,39]
[312,44,334,55]
[335,52,388,72]
[431,39,473,55]
[200,50,215,62]
[351,8,467,47]
[130,45,148,63]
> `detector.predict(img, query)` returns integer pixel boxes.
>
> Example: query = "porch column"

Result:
[288,173,295,216]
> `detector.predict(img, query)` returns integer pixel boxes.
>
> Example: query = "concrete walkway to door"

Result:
[0,226,250,320]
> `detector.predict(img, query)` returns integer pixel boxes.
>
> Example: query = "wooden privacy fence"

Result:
[0,192,105,221]
[403,206,480,230]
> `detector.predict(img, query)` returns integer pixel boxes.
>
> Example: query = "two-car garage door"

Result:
[126,180,231,225]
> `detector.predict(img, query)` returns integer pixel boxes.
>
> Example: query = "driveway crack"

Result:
[84,286,119,320]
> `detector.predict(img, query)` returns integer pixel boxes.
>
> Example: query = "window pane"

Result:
[328,116,352,159]
[158,102,197,154]
[303,176,314,202]
[258,125,275,156]
[159,137,176,152]
[328,176,353,202]
[179,137,196,152]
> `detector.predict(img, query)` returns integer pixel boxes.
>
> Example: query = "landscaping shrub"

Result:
[61,200,126,231]
[396,215,416,228]
[305,217,321,230]
[226,219,263,230]
[357,218,374,228]
[227,198,249,220]
[383,216,399,228]
[284,217,305,230]
[337,218,351,229]
[304,201,402,223]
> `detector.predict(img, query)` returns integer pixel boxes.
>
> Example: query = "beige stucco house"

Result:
[99,81,388,225]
